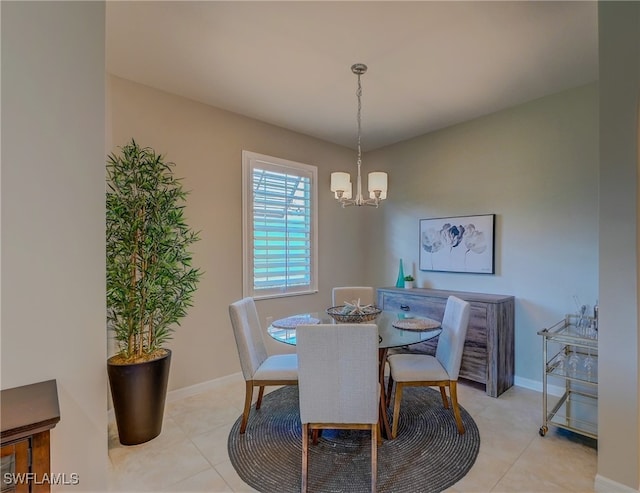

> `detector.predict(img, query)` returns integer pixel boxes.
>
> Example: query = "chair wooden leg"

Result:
[386,374,394,407]
[439,385,449,408]
[240,381,254,434]
[371,424,377,493]
[379,390,392,440]
[450,380,465,434]
[256,385,265,409]
[302,423,309,493]
[391,383,404,439]
[312,429,320,445]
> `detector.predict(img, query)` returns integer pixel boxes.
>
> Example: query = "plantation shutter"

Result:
[242,151,318,299]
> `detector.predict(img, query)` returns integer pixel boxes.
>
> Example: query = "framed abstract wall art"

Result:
[419,214,495,274]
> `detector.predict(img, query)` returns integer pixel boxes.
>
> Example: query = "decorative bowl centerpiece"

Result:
[327,300,382,324]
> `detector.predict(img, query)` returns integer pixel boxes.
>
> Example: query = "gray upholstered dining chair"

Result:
[332,286,376,306]
[387,295,470,438]
[297,323,379,493]
[229,297,298,434]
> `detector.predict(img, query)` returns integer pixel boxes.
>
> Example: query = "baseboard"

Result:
[514,376,564,397]
[108,372,244,422]
[165,372,243,403]
[595,474,640,493]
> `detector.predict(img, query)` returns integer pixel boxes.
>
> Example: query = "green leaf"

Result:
[106,139,203,358]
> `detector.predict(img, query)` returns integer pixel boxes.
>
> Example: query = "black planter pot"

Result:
[107,349,172,445]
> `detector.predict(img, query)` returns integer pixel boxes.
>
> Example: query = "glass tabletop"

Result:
[267,310,441,349]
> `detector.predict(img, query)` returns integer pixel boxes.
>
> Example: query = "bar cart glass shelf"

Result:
[537,314,597,439]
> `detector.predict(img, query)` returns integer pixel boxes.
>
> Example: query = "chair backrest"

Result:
[435,296,471,380]
[332,286,375,307]
[297,323,379,425]
[229,297,269,381]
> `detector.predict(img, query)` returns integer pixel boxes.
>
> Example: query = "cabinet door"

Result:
[1,439,29,493]
[461,304,488,383]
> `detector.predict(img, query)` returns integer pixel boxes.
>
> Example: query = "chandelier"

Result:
[330,63,388,207]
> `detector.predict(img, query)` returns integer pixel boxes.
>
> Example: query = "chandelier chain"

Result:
[356,72,362,166]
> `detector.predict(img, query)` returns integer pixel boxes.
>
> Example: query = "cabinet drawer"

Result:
[379,291,446,318]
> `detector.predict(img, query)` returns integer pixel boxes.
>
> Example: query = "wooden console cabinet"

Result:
[1,380,60,493]
[377,287,515,397]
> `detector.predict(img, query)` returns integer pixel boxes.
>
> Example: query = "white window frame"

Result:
[242,150,318,300]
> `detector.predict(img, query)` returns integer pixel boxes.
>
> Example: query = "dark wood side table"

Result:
[1,380,60,493]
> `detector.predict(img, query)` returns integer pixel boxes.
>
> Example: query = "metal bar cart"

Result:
[537,314,598,439]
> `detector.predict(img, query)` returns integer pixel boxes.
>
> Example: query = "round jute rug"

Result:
[228,385,480,493]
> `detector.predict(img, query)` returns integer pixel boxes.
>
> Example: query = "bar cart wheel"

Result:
[539,426,548,437]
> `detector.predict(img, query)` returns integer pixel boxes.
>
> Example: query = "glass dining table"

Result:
[267,310,441,439]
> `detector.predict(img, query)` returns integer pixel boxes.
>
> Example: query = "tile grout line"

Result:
[486,432,538,493]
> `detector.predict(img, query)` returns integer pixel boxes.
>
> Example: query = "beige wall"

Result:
[108,77,602,391]
[1,2,107,491]
[363,83,599,384]
[108,75,376,390]
[597,2,640,490]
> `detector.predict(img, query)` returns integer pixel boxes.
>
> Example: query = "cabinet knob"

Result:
[400,304,410,311]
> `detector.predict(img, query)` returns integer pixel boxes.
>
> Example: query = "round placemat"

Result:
[228,385,480,493]
[271,316,320,329]
[392,317,440,331]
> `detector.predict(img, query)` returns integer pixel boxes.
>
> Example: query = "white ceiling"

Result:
[106,1,598,151]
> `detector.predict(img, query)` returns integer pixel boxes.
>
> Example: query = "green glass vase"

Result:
[395,259,405,288]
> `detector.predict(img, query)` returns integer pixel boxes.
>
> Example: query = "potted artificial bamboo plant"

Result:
[106,139,202,445]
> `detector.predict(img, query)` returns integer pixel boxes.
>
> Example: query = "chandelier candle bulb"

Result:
[368,172,388,199]
[330,172,351,196]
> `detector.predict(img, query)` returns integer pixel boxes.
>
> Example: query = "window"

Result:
[242,151,318,299]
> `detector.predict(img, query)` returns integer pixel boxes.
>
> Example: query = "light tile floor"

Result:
[108,375,597,492]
